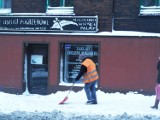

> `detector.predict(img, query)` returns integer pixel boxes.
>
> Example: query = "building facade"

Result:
[0,0,160,95]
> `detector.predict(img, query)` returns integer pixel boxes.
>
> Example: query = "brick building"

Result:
[0,0,160,95]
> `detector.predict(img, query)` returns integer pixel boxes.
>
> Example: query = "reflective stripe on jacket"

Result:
[82,58,99,83]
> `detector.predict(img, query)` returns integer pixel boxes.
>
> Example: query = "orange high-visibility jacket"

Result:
[82,58,99,83]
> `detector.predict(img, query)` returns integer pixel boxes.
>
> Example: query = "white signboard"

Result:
[31,55,43,64]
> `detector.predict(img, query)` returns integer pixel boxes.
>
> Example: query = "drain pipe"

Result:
[112,0,115,32]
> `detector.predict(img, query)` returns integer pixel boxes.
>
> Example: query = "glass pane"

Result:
[0,0,11,8]
[141,0,156,6]
[60,43,99,83]
[31,65,48,88]
[5,0,11,8]
[0,0,3,8]
[65,0,74,7]
[49,0,60,7]
[49,0,74,7]
[158,0,160,6]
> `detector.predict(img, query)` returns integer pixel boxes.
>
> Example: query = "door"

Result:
[24,44,48,95]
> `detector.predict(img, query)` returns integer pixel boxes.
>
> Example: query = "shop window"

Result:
[0,0,11,14]
[60,43,99,84]
[140,0,160,16]
[46,0,74,15]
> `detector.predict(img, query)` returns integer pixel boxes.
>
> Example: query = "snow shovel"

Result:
[59,82,75,105]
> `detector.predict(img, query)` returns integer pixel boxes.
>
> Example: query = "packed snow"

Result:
[0,89,160,120]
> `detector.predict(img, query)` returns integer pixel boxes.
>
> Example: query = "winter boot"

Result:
[151,99,159,109]
[86,100,97,104]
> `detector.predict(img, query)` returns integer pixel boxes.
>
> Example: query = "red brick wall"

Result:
[74,0,113,31]
[10,0,160,33]
[0,34,159,94]
[0,35,23,93]
[12,0,46,13]
[114,0,160,33]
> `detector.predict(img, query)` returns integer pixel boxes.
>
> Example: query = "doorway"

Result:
[24,43,48,95]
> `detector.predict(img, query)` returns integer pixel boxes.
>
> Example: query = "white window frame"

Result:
[46,0,74,15]
[0,0,11,14]
[140,0,160,16]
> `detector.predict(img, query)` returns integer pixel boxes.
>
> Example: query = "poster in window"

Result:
[31,55,43,64]
[60,43,99,83]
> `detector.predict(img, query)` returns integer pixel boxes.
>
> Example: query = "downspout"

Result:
[60,0,65,7]
[139,0,142,15]
[46,0,49,11]
[0,1,2,8]
[112,0,115,32]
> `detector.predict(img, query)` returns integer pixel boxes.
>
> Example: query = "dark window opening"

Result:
[23,44,49,95]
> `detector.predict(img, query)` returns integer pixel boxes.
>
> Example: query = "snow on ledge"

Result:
[1,30,160,37]
[96,31,160,37]
[59,82,84,87]
[0,8,11,14]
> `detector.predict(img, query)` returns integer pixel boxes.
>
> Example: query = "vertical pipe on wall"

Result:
[112,0,115,31]
[0,0,2,8]
[60,0,65,6]
[46,0,49,11]
[140,0,143,7]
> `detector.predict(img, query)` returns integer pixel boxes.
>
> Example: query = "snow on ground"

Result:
[0,90,160,120]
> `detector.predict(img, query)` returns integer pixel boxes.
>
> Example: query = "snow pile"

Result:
[0,90,160,120]
[0,111,160,120]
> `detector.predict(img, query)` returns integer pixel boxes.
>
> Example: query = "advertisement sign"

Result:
[0,16,98,32]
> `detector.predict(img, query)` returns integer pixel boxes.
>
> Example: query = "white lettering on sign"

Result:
[19,19,49,26]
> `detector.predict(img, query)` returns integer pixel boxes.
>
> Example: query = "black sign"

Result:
[0,16,98,32]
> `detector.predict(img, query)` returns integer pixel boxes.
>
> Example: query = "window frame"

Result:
[140,0,160,16]
[0,0,11,14]
[46,0,75,15]
[59,43,99,85]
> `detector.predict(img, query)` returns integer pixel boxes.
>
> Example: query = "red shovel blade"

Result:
[59,96,68,105]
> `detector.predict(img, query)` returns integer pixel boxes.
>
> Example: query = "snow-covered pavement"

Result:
[0,90,160,120]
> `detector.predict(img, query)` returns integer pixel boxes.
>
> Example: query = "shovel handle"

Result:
[67,82,75,96]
